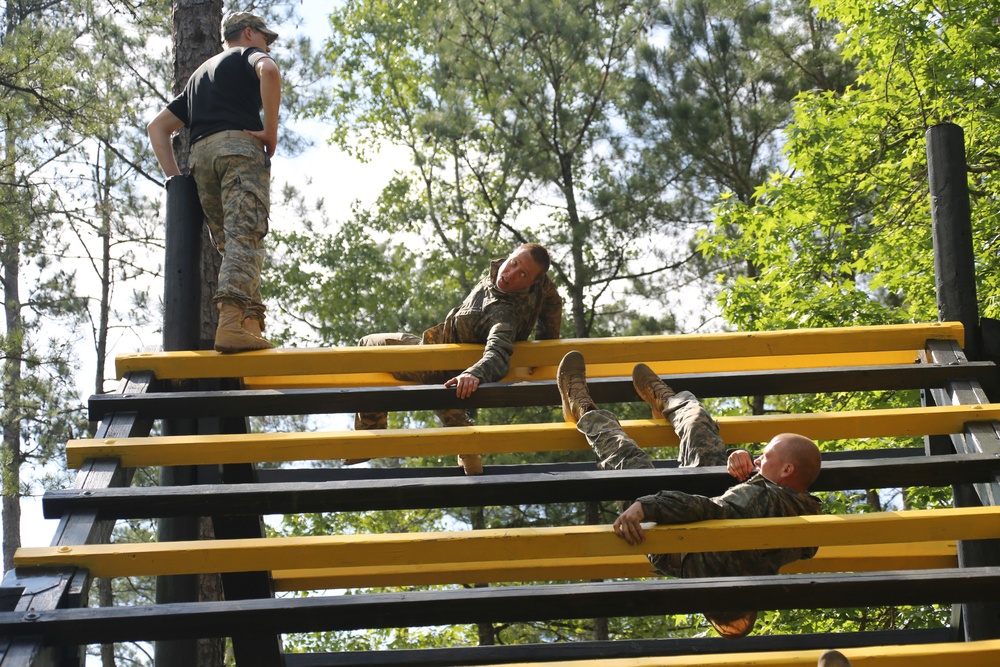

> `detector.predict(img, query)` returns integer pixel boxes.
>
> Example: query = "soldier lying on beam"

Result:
[556,350,823,639]
[349,243,563,475]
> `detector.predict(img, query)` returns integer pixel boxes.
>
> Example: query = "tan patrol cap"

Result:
[222,12,278,44]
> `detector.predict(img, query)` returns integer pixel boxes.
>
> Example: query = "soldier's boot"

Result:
[703,610,757,640]
[214,303,273,353]
[556,351,596,423]
[631,363,676,419]
[438,409,483,476]
[242,316,274,349]
[343,411,387,466]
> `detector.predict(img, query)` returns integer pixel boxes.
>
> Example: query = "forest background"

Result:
[2,0,1000,664]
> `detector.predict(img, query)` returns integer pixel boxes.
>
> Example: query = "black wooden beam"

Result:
[925,339,1000,641]
[87,362,1000,421]
[0,568,996,645]
[42,452,1000,520]
[281,628,957,667]
[255,447,924,483]
[0,372,156,667]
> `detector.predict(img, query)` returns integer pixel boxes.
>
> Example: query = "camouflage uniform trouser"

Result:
[576,390,725,576]
[190,132,270,327]
[354,332,473,430]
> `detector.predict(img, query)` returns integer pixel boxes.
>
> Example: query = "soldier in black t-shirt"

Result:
[147,12,281,353]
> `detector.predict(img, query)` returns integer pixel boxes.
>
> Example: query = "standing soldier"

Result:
[148,12,280,353]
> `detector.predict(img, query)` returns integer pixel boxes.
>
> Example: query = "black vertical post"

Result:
[927,122,982,360]
[926,125,1000,641]
[163,175,202,352]
[157,174,202,666]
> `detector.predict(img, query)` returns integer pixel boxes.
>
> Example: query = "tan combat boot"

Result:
[343,412,387,465]
[457,454,483,475]
[242,316,274,348]
[437,409,483,476]
[556,351,596,423]
[631,363,676,419]
[214,303,274,353]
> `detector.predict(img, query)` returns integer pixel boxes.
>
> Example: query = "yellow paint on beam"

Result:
[242,350,921,389]
[114,322,963,380]
[13,507,999,578]
[66,403,1000,468]
[270,541,957,591]
[470,640,1000,667]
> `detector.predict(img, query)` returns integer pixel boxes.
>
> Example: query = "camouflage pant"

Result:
[576,390,726,471]
[190,132,270,326]
[354,332,472,430]
[576,391,725,576]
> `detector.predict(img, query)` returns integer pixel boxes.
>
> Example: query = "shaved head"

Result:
[766,433,821,492]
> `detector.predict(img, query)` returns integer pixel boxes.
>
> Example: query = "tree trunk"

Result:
[158,4,225,666]
[1,110,23,572]
[172,0,224,343]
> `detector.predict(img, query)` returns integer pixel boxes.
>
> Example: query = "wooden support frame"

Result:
[42,452,1000,520]
[113,322,966,380]
[87,360,999,422]
[0,568,998,645]
[69,403,1000,468]
[14,507,1000,579]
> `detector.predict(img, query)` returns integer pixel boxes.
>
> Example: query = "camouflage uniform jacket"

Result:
[640,474,822,579]
[421,259,562,384]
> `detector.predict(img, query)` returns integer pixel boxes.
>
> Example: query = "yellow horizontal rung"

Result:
[14,506,999,578]
[114,322,963,380]
[243,350,921,390]
[473,639,1000,667]
[271,541,958,591]
[66,403,1000,468]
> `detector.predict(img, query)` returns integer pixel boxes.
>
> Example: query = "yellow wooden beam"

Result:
[270,541,957,591]
[66,403,1000,468]
[114,322,963,380]
[469,640,1000,667]
[14,507,999,578]
[242,350,921,390]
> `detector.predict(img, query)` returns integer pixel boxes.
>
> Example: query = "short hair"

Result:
[780,433,821,489]
[817,649,853,667]
[519,243,550,274]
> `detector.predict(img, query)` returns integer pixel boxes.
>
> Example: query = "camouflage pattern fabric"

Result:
[576,392,822,579]
[190,135,270,326]
[353,333,479,430]
[354,259,562,430]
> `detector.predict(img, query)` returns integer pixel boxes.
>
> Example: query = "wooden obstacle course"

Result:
[4,322,1000,667]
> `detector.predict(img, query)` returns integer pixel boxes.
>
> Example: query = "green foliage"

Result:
[705,0,1000,330]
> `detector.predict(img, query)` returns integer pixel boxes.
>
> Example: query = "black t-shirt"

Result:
[166,46,271,145]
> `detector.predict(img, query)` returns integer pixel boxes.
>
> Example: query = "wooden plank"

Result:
[43,453,1000,520]
[243,350,922,389]
[14,507,1000,579]
[435,640,1000,666]
[87,362,1000,421]
[68,404,1000,468]
[270,541,958,590]
[0,568,995,644]
[278,629,958,667]
[113,322,965,380]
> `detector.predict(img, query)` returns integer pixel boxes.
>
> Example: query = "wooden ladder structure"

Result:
[3,321,1000,666]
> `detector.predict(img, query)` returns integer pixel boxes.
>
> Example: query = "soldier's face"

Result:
[754,440,788,483]
[497,248,542,293]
